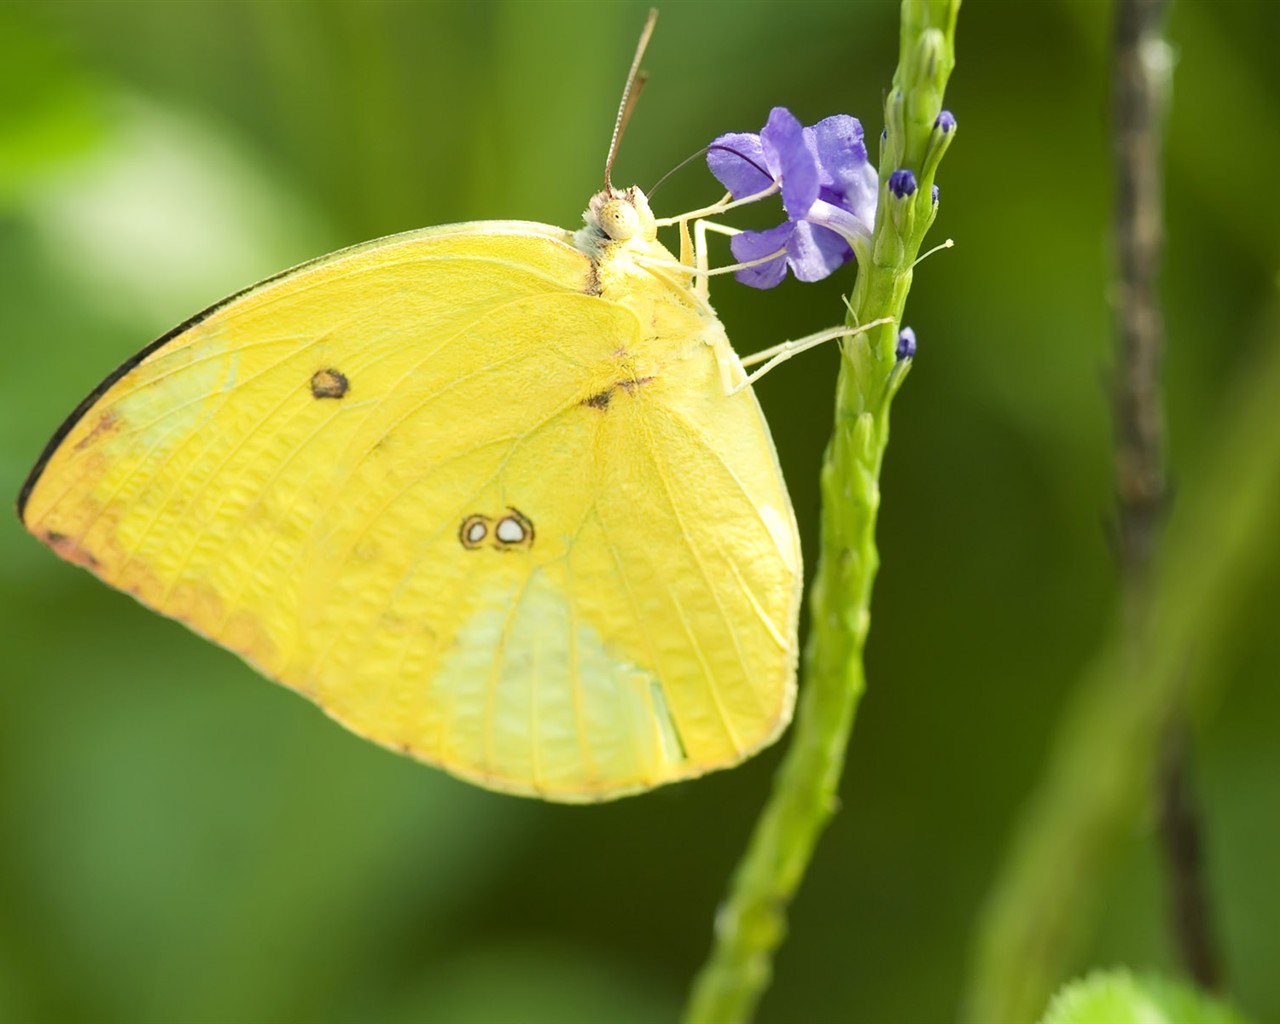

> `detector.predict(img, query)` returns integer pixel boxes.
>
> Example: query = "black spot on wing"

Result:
[619,375,655,394]
[310,368,349,399]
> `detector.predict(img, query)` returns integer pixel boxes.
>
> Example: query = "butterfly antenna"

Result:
[605,8,658,193]
[648,145,709,198]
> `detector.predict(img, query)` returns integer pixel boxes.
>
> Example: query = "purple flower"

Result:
[934,110,957,133]
[708,107,878,288]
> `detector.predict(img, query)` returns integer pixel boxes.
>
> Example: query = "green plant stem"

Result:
[962,311,1280,1023]
[683,4,959,1022]
[1112,0,1221,989]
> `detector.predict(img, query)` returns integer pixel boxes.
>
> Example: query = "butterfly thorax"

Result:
[574,185,742,392]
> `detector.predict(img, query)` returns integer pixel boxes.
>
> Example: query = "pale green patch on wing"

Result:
[109,334,239,453]
[435,573,683,796]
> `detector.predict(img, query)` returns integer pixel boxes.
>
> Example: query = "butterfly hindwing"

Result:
[21,221,800,800]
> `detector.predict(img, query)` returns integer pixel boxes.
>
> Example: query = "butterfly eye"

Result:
[598,199,642,241]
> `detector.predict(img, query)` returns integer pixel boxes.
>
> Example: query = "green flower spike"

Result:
[683,3,960,1023]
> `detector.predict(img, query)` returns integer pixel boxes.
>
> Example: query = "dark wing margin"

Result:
[19,294,239,523]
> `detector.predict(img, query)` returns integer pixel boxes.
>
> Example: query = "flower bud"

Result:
[888,169,918,199]
[896,327,917,360]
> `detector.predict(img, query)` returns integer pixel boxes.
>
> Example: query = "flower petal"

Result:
[844,159,880,227]
[760,107,819,221]
[785,221,852,283]
[807,115,878,230]
[707,131,773,199]
[806,197,872,245]
[730,223,793,289]
[807,115,868,193]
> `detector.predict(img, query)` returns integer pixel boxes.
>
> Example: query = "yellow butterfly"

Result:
[17,14,802,802]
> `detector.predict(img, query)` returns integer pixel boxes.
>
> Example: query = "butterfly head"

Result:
[580,186,657,253]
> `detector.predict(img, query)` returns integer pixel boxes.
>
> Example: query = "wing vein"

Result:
[638,416,750,751]
[593,507,673,781]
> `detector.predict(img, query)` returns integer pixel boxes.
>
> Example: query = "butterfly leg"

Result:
[633,219,782,303]
[652,185,777,231]
[731,317,896,394]
[678,216,694,272]
[690,218,744,302]
[685,215,751,393]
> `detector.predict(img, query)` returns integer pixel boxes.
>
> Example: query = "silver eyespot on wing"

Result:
[494,516,526,544]
[459,515,489,549]
[459,508,534,551]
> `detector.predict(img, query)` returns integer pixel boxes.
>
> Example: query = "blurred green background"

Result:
[2,2,1278,1022]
